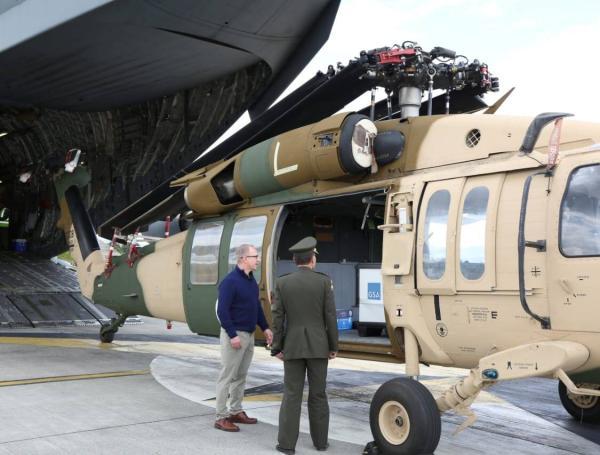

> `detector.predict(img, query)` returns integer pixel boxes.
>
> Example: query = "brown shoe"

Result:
[229,411,258,424]
[214,418,240,432]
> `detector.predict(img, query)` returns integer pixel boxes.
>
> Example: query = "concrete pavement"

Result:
[0,318,598,454]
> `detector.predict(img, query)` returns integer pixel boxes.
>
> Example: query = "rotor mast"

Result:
[357,41,499,119]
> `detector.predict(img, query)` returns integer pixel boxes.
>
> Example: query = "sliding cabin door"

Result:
[182,206,283,336]
[415,175,508,357]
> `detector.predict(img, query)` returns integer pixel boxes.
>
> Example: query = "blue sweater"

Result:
[217,266,269,338]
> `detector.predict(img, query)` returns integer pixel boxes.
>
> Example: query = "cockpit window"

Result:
[423,190,450,280]
[560,164,600,257]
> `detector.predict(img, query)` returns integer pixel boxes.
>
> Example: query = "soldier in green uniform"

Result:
[271,236,339,454]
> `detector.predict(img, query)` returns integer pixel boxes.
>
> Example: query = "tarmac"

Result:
[0,318,599,455]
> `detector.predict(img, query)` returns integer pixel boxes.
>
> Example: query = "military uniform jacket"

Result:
[271,267,339,359]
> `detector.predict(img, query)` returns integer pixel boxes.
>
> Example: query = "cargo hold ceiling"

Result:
[0,0,340,256]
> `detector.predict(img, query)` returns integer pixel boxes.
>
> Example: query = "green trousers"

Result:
[278,358,329,450]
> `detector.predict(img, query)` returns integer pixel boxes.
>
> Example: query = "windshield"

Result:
[560,164,600,257]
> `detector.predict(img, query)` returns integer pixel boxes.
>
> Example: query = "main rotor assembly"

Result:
[344,41,500,119]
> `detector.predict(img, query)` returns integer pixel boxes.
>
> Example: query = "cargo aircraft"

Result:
[0,0,341,324]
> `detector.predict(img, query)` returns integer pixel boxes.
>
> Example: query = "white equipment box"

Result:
[358,267,385,324]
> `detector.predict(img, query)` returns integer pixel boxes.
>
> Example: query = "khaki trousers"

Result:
[278,358,329,450]
[215,329,254,419]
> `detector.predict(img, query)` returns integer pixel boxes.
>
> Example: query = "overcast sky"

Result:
[209,0,600,151]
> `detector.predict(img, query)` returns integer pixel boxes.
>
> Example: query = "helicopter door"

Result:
[182,216,227,336]
[455,174,504,292]
[182,206,282,336]
[547,152,600,333]
[416,178,465,295]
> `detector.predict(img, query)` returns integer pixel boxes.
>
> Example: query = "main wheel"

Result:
[99,326,116,343]
[558,380,600,423]
[370,378,441,454]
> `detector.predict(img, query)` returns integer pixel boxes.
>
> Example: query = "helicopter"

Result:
[54,42,600,454]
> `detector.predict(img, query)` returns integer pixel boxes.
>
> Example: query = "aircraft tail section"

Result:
[54,167,105,299]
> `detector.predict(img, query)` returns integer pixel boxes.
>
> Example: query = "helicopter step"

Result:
[0,251,141,327]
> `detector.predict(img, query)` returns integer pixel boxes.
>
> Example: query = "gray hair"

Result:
[235,244,255,263]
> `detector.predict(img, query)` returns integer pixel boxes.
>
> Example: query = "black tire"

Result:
[558,380,600,423]
[370,378,441,455]
[100,328,115,343]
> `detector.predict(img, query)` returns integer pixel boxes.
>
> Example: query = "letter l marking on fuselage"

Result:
[273,141,298,176]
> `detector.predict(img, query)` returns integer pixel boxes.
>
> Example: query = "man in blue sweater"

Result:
[214,243,273,432]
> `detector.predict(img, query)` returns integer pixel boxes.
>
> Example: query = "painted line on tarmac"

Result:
[0,336,104,349]
[0,336,223,357]
[0,369,150,387]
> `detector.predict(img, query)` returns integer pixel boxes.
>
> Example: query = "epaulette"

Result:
[314,271,331,279]
[315,271,334,291]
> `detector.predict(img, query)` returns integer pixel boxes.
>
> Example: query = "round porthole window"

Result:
[466,129,481,148]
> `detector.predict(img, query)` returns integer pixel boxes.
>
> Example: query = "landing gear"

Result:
[369,378,441,455]
[558,380,600,423]
[99,313,128,343]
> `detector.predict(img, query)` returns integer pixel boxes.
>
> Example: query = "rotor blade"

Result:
[99,71,330,236]
[419,90,488,116]
[100,61,374,235]
[483,87,515,114]
[119,190,187,234]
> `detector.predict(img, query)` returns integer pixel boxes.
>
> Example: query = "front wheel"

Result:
[99,328,115,343]
[370,378,441,454]
[558,380,600,423]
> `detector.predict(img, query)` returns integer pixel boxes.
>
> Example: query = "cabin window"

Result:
[190,221,224,285]
[560,164,600,257]
[423,190,450,280]
[228,216,268,282]
[460,186,489,280]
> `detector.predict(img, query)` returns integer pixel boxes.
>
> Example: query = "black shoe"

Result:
[276,444,295,454]
[315,443,329,451]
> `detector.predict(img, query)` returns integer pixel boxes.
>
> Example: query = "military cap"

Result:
[289,236,319,255]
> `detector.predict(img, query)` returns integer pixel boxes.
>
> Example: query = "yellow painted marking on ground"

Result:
[115,341,222,358]
[0,336,104,349]
[244,393,283,402]
[0,336,224,357]
[0,369,150,387]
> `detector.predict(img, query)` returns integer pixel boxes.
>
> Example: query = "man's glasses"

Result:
[245,255,259,259]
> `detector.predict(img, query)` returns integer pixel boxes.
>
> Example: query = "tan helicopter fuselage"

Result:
[376,114,600,386]
[57,112,600,386]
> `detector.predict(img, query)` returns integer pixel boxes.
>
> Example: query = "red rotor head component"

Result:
[376,47,416,64]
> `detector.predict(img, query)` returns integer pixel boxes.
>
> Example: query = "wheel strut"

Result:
[99,313,128,343]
